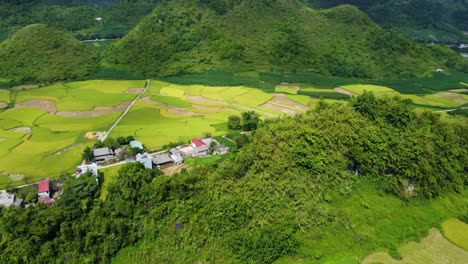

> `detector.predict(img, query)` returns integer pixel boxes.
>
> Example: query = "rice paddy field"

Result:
[0,71,467,188]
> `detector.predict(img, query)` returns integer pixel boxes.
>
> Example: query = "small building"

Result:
[179,146,194,156]
[191,138,206,148]
[169,148,180,156]
[38,179,50,198]
[201,138,214,146]
[130,140,144,150]
[93,147,114,163]
[171,154,183,164]
[153,154,174,168]
[0,190,21,208]
[76,163,99,177]
[136,153,153,169]
[194,145,208,156]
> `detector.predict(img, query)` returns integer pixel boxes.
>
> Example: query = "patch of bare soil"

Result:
[449,89,468,93]
[14,99,57,114]
[434,92,468,105]
[141,97,198,116]
[0,138,6,142]
[185,95,227,105]
[279,83,300,90]
[270,94,309,111]
[56,110,116,118]
[52,143,83,156]
[93,102,130,111]
[0,102,7,108]
[161,164,189,176]
[191,104,239,112]
[12,84,39,90]
[261,103,300,115]
[126,88,145,94]
[84,131,106,139]
[335,87,356,97]
[9,173,25,182]
[9,126,32,133]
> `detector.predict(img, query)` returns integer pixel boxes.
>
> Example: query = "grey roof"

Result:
[152,154,173,165]
[170,148,180,155]
[93,147,113,157]
[140,158,153,169]
[194,145,208,153]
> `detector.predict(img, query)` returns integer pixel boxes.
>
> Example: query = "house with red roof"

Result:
[191,138,206,148]
[38,179,50,198]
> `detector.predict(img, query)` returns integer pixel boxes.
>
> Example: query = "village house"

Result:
[152,154,174,168]
[0,190,22,208]
[93,147,114,163]
[130,140,144,150]
[136,153,153,169]
[76,163,99,177]
[38,179,53,204]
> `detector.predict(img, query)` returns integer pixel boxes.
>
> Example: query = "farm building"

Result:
[153,154,174,168]
[130,140,144,150]
[191,138,206,148]
[0,190,22,207]
[136,153,153,169]
[38,179,53,204]
[93,147,114,163]
[76,163,99,177]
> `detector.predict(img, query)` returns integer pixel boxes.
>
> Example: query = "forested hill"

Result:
[109,0,466,79]
[0,24,99,83]
[0,94,466,263]
[312,0,468,42]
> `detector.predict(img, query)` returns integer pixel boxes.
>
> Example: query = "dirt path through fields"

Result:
[14,99,57,114]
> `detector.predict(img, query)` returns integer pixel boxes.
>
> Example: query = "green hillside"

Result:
[313,0,468,42]
[0,24,99,84]
[109,0,466,79]
[0,95,466,263]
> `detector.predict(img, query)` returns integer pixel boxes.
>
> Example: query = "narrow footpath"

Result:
[99,79,150,142]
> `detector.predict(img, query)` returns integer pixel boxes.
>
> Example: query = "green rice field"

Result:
[0,71,467,188]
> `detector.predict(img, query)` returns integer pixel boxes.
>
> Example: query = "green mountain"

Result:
[0,0,160,40]
[0,94,466,263]
[313,0,468,42]
[109,0,465,79]
[0,24,99,83]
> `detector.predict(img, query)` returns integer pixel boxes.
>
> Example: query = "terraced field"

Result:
[363,219,468,264]
[0,80,145,188]
[1,74,466,187]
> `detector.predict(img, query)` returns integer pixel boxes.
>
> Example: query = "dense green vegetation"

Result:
[1,94,466,263]
[313,0,468,42]
[109,0,467,79]
[0,0,160,40]
[0,24,99,83]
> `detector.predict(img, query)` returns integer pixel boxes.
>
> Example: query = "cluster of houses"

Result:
[0,178,53,208]
[1,137,230,208]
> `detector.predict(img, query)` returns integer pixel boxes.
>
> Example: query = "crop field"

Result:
[0,80,143,188]
[442,218,468,250]
[1,72,467,187]
[362,228,468,264]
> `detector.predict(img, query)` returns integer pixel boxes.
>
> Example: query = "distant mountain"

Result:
[312,0,468,42]
[0,24,99,83]
[109,0,466,79]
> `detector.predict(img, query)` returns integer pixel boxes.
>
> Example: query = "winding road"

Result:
[99,79,150,142]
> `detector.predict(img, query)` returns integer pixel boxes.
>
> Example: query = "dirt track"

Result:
[261,102,300,115]
[270,94,309,111]
[141,97,198,116]
[0,102,7,108]
[335,87,356,96]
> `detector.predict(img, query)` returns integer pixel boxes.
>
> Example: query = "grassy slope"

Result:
[0,24,99,84]
[110,0,464,79]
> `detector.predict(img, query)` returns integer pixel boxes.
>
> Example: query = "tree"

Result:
[126,135,135,143]
[82,146,94,163]
[228,115,241,130]
[351,91,378,120]
[103,137,120,151]
[242,111,259,131]
[117,136,127,145]
[93,141,105,148]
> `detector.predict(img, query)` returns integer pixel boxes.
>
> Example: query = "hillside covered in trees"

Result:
[311,0,468,42]
[109,0,466,79]
[0,24,99,83]
[0,94,466,263]
[0,0,160,40]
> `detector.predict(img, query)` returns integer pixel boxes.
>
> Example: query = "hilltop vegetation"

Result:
[0,94,466,263]
[0,24,99,83]
[109,0,466,79]
[0,0,160,40]
[313,0,468,42]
